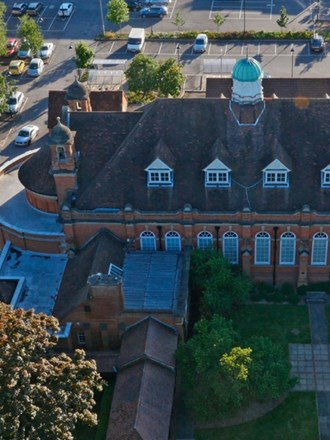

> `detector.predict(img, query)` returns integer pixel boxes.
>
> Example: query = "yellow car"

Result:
[9,60,25,76]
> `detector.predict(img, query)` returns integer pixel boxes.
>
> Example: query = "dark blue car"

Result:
[140,5,168,17]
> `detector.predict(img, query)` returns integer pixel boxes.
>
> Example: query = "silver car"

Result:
[15,125,39,146]
[6,91,25,114]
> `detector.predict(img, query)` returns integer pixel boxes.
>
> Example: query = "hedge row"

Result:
[97,30,314,41]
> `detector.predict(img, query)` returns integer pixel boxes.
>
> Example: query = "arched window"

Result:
[255,232,271,265]
[56,146,66,161]
[223,231,239,264]
[140,231,156,251]
[312,232,328,265]
[280,232,296,265]
[197,231,213,250]
[165,231,181,251]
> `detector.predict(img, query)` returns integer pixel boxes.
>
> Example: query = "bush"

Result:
[253,282,276,302]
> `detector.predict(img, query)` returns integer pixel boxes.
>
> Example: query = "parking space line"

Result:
[207,44,211,55]
[108,41,115,55]
[158,42,163,55]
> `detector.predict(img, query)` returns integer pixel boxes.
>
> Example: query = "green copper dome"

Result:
[232,57,263,82]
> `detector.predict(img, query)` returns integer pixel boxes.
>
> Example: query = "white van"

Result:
[127,28,145,53]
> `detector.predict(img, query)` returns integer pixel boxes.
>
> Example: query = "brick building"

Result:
[3,60,330,288]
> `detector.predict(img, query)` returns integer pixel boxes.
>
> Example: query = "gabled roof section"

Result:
[321,164,330,172]
[262,158,290,172]
[152,138,176,168]
[106,316,178,440]
[203,158,231,172]
[118,316,178,369]
[54,228,125,319]
[144,158,172,171]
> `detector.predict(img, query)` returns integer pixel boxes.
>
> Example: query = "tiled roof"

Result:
[206,77,330,98]
[106,317,177,440]
[19,95,330,214]
[53,229,125,319]
[118,316,178,369]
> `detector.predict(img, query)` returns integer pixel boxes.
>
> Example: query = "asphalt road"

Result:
[0,0,329,164]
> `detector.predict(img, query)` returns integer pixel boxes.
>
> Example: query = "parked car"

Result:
[310,33,325,52]
[26,2,43,15]
[6,91,25,114]
[5,38,20,57]
[9,60,26,76]
[141,0,171,5]
[38,42,55,59]
[193,33,208,53]
[58,3,73,17]
[11,2,28,15]
[15,125,39,146]
[140,5,168,17]
[18,43,32,59]
[27,58,44,77]
[125,0,142,10]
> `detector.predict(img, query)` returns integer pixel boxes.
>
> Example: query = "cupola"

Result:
[65,77,92,112]
[231,57,264,105]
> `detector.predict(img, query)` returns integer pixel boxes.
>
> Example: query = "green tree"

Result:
[0,75,11,114]
[157,58,184,97]
[106,0,129,33]
[247,336,296,400]
[213,11,225,32]
[0,303,103,440]
[75,41,94,68]
[190,250,252,318]
[16,14,43,55]
[125,53,158,97]
[277,5,289,31]
[171,10,185,32]
[220,347,252,381]
[176,315,248,421]
[0,2,7,57]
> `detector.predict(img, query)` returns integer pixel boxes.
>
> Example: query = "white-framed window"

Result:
[145,158,173,188]
[223,231,239,264]
[321,166,330,188]
[140,230,156,251]
[165,231,181,251]
[312,232,328,266]
[77,332,86,345]
[255,232,271,265]
[108,263,123,277]
[263,159,290,188]
[197,231,213,250]
[280,232,296,265]
[203,159,231,188]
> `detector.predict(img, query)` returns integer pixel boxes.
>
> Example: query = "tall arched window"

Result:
[165,231,181,251]
[255,232,271,265]
[223,231,239,264]
[140,231,156,251]
[197,231,213,250]
[312,232,328,265]
[280,232,296,265]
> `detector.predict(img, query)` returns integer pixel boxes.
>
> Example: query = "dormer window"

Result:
[203,159,231,188]
[263,159,290,188]
[145,158,173,188]
[321,165,330,188]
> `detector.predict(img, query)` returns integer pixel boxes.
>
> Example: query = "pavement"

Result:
[290,292,330,440]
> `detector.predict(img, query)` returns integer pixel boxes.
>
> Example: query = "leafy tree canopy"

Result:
[176,315,295,422]
[213,11,225,31]
[126,53,159,97]
[0,1,7,56]
[0,303,103,440]
[157,58,184,97]
[277,5,289,30]
[17,14,43,54]
[75,41,94,69]
[106,0,129,30]
[190,249,252,317]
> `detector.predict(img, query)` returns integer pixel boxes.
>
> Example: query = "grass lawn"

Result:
[74,378,115,440]
[231,304,311,352]
[194,392,318,440]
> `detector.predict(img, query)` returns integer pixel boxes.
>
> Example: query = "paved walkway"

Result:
[289,292,330,440]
